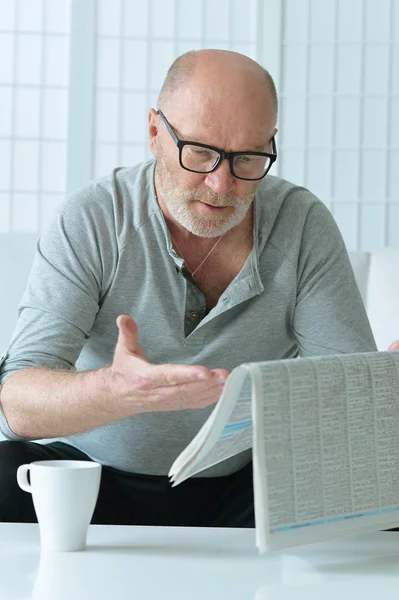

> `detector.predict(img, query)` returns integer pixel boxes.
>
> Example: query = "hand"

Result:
[108,315,229,414]
[388,341,399,351]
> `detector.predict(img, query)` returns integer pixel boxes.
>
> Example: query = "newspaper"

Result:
[169,351,399,553]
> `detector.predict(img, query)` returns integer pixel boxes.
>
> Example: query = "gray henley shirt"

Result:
[0,160,376,476]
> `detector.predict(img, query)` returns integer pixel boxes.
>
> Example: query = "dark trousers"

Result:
[0,440,254,527]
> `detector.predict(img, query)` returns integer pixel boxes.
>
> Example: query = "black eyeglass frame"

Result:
[157,110,277,181]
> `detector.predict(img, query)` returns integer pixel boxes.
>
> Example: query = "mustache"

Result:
[179,189,249,208]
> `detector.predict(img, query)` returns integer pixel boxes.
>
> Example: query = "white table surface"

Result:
[2,524,399,599]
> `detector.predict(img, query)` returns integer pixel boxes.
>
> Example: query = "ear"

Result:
[269,128,278,152]
[148,108,159,157]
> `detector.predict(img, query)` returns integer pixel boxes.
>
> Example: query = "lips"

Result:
[202,202,228,208]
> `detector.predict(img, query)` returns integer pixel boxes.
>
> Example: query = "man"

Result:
[0,50,376,527]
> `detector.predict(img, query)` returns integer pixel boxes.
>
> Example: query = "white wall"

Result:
[0,0,71,233]
[1,0,398,253]
[279,0,399,251]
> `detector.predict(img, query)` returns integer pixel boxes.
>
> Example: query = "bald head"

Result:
[157,49,278,122]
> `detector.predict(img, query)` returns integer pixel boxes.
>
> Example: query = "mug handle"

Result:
[17,464,32,493]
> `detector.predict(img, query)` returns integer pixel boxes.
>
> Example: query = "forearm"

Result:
[0,367,135,439]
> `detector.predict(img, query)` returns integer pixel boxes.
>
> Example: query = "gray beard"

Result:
[155,165,255,238]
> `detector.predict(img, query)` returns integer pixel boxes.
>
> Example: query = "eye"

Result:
[193,149,212,157]
[238,155,257,163]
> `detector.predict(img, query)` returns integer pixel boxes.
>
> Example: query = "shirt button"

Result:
[190,311,199,320]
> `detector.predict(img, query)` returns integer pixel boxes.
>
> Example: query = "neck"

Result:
[154,186,195,243]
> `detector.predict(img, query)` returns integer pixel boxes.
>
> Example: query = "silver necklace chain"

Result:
[155,193,226,280]
[170,231,226,280]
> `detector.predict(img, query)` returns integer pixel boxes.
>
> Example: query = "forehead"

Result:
[168,93,275,152]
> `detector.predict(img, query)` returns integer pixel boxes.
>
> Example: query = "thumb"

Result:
[388,340,399,352]
[116,315,147,360]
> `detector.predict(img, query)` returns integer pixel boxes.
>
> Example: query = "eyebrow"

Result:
[174,123,273,153]
[243,135,275,153]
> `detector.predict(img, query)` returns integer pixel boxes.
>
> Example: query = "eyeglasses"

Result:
[157,110,277,181]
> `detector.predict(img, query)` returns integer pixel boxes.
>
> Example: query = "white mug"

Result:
[17,460,102,552]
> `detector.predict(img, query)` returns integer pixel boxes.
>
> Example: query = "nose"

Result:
[204,158,235,196]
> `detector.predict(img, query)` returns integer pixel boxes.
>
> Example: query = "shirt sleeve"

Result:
[0,184,117,388]
[293,201,377,357]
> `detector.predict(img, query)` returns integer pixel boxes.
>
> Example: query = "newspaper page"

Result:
[253,351,399,553]
[169,365,255,485]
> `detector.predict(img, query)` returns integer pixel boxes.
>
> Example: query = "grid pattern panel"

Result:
[0,0,71,233]
[279,0,399,251]
[92,0,259,179]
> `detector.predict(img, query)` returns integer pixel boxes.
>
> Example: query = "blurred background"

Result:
[0,0,398,251]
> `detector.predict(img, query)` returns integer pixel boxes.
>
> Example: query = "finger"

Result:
[209,368,229,381]
[134,378,226,413]
[388,341,399,351]
[149,363,217,386]
[155,378,226,406]
[159,384,225,412]
[178,382,225,410]
[116,315,147,360]
[184,381,226,404]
